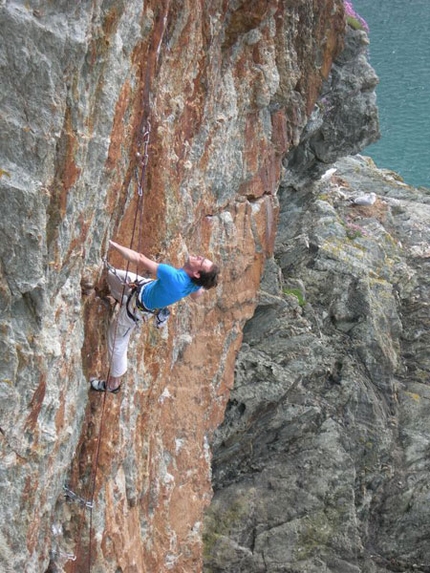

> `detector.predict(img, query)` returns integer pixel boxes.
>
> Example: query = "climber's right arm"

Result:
[109,240,159,275]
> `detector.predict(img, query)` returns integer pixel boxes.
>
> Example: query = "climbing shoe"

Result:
[90,378,121,394]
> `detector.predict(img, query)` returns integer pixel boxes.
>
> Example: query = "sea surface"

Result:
[351,0,430,189]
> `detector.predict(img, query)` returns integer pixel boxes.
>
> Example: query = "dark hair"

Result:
[192,264,220,289]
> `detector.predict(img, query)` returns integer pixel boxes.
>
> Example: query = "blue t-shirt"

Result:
[141,264,200,310]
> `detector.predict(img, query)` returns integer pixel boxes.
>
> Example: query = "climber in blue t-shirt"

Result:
[90,240,220,395]
[141,263,201,311]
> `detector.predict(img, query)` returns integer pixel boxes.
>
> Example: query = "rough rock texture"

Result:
[0,1,348,572]
[204,155,430,568]
[285,25,380,184]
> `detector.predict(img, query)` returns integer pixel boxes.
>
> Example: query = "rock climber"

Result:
[90,240,220,394]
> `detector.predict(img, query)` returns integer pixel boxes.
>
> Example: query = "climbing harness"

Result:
[103,259,153,321]
[133,281,153,312]
[125,281,171,327]
[127,279,154,318]
[105,259,170,326]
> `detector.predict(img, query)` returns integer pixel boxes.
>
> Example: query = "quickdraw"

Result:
[64,485,93,509]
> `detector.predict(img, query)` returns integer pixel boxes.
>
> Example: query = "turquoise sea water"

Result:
[351,0,430,189]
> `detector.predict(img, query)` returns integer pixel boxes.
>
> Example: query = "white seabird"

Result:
[352,192,376,206]
[320,167,337,182]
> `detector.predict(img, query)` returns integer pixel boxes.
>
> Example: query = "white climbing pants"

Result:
[107,269,153,378]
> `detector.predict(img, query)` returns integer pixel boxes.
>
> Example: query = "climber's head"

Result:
[184,255,220,289]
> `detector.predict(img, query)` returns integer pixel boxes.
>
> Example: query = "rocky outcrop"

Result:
[204,145,430,570]
[204,8,430,573]
[0,1,349,572]
[285,25,380,185]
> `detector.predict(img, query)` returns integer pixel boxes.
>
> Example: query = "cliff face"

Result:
[204,32,430,573]
[0,1,348,572]
[206,154,430,573]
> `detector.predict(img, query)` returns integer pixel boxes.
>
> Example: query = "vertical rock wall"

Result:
[204,22,430,573]
[0,1,345,572]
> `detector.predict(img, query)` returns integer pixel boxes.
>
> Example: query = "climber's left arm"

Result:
[109,240,159,275]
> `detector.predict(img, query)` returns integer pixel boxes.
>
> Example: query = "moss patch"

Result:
[283,288,306,307]
[203,494,253,562]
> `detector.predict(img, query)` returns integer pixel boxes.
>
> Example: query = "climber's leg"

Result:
[106,268,145,303]
[107,303,137,379]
